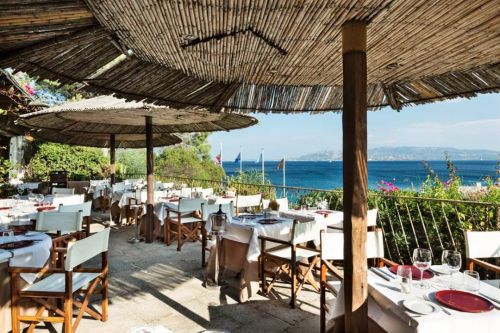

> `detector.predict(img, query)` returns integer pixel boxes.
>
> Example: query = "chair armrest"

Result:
[470,258,500,274]
[322,259,344,280]
[296,244,320,253]
[53,247,68,254]
[258,235,291,246]
[379,257,398,267]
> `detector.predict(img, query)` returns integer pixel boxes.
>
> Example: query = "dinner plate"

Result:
[390,265,434,280]
[0,240,35,250]
[403,299,440,315]
[36,206,56,212]
[435,290,494,313]
[0,207,12,210]
[258,218,280,225]
[430,264,449,275]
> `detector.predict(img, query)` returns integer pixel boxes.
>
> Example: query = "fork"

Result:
[422,294,452,315]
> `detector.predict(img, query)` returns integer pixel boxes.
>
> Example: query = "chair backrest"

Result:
[236,194,262,210]
[464,230,500,259]
[320,230,385,260]
[58,201,92,217]
[112,182,126,192]
[262,197,289,211]
[65,227,110,271]
[291,219,318,245]
[201,203,234,221]
[367,208,378,227]
[180,187,193,198]
[163,182,174,189]
[36,211,83,232]
[178,198,206,213]
[52,194,85,206]
[51,187,75,195]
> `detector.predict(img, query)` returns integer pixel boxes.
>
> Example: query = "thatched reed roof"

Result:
[31,130,182,149]
[19,95,258,134]
[1,0,499,113]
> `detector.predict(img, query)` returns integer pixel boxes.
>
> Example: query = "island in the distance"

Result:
[292,146,500,161]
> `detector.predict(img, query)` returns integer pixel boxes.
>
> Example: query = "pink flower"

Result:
[24,83,35,96]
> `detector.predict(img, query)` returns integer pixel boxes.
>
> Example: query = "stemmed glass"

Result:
[442,250,461,289]
[36,194,45,206]
[17,186,24,196]
[413,248,432,288]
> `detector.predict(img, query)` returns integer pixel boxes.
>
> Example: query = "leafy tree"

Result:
[183,133,212,161]
[25,143,107,181]
[116,149,147,176]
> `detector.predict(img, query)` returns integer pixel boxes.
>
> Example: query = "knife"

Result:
[370,267,391,281]
[377,267,396,280]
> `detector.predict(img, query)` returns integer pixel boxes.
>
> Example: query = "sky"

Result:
[208,93,500,161]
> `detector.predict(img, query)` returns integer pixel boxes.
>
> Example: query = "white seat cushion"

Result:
[267,247,319,261]
[23,272,100,293]
[178,217,203,224]
[483,279,500,289]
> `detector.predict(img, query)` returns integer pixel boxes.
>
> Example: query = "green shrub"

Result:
[25,142,107,181]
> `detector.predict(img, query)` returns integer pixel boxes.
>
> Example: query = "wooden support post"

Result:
[110,134,116,185]
[341,20,368,333]
[145,116,154,243]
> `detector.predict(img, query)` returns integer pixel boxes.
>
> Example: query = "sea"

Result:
[222,160,498,190]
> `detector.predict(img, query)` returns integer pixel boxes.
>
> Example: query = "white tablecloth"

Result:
[0,232,52,283]
[333,268,500,332]
[0,202,38,227]
[88,183,111,200]
[280,209,343,229]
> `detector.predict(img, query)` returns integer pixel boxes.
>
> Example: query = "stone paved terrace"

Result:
[63,222,329,333]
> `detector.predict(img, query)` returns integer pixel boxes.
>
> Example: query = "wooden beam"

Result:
[145,116,154,243]
[209,82,240,113]
[341,20,368,333]
[109,134,116,185]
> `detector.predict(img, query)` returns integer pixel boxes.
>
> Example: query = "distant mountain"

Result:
[292,147,499,161]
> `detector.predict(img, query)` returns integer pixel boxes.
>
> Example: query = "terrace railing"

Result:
[125,174,499,277]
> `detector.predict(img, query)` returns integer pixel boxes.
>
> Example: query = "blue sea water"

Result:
[222,160,498,190]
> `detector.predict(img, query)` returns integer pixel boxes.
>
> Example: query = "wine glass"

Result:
[17,186,24,196]
[413,248,432,288]
[442,250,461,289]
[36,194,45,206]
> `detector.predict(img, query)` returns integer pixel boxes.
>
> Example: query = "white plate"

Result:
[403,299,440,315]
[430,265,449,275]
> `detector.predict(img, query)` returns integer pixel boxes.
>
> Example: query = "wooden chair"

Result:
[10,228,110,333]
[464,230,500,288]
[59,201,102,237]
[36,211,84,267]
[53,195,85,207]
[259,219,320,308]
[319,229,396,333]
[235,194,262,215]
[200,202,234,267]
[165,198,206,251]
[51,187,75,195]
[262,197,289,211]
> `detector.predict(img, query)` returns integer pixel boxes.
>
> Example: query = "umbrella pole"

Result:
[340,20,368,333]
[110,134,116,185]
[145,116,154,243]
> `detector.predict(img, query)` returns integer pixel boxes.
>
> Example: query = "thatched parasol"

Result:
[19,95,258,243]
[31,130,182,149]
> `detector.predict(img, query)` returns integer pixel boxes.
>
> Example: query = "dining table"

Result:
[0,232,52,333]
[331,265,500,332]
[205,212,326,302]
[0,197,56,228]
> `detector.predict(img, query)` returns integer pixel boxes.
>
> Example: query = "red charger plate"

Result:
[36,206,56,212]
[435,290,494,313]
[390,265,434,280]
[0,240,35,250]
[258,218,279,225]
[222,196,235,199]
[0,207,12,210]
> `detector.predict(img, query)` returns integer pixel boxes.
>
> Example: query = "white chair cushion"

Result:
[23,272,100,293]
[267,247,318,261]
[483,279,500,289]
[178,217,203,224]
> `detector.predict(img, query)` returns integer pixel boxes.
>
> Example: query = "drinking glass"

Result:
[413,248,432,288]
[36,194,44,206]
[397,265,412,294]
[17,187,24,196]
[463,270,480,292]
[442,250,461,289]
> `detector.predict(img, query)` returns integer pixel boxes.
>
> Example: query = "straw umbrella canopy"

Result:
[2,1,499,330]
[19,95,258,243]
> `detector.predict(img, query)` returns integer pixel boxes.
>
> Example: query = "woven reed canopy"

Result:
[19,95,258,134]
[0,0,499,113]
[32,130,181,149]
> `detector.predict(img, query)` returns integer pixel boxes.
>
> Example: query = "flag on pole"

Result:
[255,151,263,163]
[215,153,221,165]
[277,158,285,169]
[234,152,241,163]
